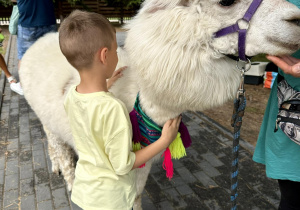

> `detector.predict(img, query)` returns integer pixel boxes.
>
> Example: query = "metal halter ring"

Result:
[236,18,250,31]
[236,58,251,72]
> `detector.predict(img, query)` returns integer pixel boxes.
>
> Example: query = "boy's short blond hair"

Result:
[59,10,115,70]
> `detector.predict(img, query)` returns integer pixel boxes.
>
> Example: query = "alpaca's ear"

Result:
[141,0,190,13]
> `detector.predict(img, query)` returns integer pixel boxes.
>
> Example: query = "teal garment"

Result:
[253,45,300,179]
[253,0,300,181]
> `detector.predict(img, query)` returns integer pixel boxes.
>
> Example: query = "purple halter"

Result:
[214,0,263,62]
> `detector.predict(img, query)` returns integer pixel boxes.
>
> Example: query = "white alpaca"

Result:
[19,0,300,209]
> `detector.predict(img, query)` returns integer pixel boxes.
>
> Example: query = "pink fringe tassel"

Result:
[162,148,173,180]
[139,163,145,168]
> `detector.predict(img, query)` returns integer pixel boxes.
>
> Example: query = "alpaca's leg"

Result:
[57,143,76,191]
[44,126,60,174]
[133,161,153,210]
[43,126,76,191]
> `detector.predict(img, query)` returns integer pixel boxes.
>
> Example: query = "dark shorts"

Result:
[278,179,300,210]
[17,24,57,60]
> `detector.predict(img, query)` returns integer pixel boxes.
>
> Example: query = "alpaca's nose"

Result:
[286,19,300,27]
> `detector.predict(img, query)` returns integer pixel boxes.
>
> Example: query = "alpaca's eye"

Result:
[219,0,236,6]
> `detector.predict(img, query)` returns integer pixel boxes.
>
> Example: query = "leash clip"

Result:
[236,58,251,72]
[237,68,246,99]
[236,58,251,98]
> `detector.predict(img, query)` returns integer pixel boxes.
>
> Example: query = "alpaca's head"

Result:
[124,0,300,121]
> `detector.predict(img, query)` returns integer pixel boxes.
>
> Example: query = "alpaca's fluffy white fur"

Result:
[19,0,300,208]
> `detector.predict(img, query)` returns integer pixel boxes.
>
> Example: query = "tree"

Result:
[0,0,80,7]
[0,0,12,7]
[105,0,143,9]
[104,0,143,24]
[63,0,143,8]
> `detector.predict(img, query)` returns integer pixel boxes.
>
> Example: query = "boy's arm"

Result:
[107,66,126,89]
[132,116,181,169]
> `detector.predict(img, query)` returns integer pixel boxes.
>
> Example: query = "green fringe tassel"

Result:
[169,132,186,159]
[133,142,142,152]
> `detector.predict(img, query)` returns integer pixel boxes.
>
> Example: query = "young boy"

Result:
[60,10,181,210]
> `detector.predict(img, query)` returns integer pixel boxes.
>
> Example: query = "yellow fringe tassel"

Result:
[169,132,186,159]
[132,142,142,152]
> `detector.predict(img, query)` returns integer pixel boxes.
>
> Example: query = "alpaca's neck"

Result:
[139,91,182,126]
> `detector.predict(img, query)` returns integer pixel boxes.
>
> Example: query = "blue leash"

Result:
[230,64,247,210]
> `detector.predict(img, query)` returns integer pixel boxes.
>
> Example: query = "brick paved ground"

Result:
[0,35,280,210]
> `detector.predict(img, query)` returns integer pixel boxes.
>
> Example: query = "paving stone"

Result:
[6,138,18,151]
[20,150,32,164]
[37,200,53,210]
[141,191,157,210]
[0,170,4,185]
[6,150,18,162]
[21,194,36,210]
[5,160,18,176]
[28,111,38,120]
[20,143,31,152]
[201,152,224,167]
[217,152,226,158]
[175,167,197,184]
[151,171,173,190]
[172,159,183,169]
[193,171,218,188]
[176,184,194,196]
[145,175,167,203]
[57,206,71,210]
[32,143,44,151]
[10,102,18,109]
[183,194,210,210]
[4,173,19,191]
[181,158,202,173]
[0,186,3,209]
[34,168,49,185]
[157,200,173,210]
[21,178,34,197]
[36,183,51,203]
[31,127,43,145]
[52,187,69,209]
[3,189,19,209]
[33,149,45,157]
[0,157,5,170]
[8,127,18,139]
[204,199,222,210]
[33,155,46,170]
[20,164,33,180]
[19,116,30,133]
[170,176,185,187]
[186,147,203,162]
[198,160,221,177]
[50,173,65,190]
[20,129,31,143]
[163,188,187,209]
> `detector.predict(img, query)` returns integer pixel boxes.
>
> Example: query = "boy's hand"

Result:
[107,66,127,89]
[266,55,300,78]
[161,116,182,147]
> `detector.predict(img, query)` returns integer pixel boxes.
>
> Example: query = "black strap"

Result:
[277,73,284,83]
[278,116,300,126]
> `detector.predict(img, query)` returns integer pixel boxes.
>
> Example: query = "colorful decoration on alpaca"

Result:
[129,94,192,180]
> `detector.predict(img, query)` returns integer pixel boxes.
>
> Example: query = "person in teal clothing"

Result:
[253,1,300,209]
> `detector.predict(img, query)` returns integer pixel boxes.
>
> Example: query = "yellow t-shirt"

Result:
[64,86,136,210]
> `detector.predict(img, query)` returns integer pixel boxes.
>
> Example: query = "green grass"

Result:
[245,106,266,114]
[252,54,269,62]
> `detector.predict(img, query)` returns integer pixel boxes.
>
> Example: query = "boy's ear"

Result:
[98,47,108,64]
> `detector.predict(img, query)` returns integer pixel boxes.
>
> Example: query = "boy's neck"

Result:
[76,66,108,94]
